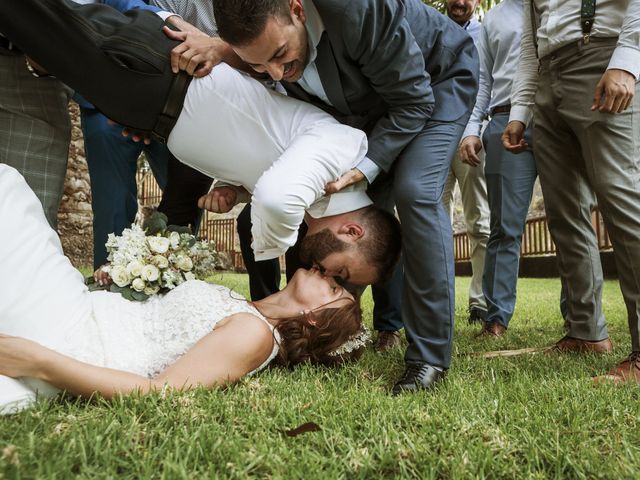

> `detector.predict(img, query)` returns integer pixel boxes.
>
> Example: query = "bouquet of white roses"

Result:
[93,212,220,301]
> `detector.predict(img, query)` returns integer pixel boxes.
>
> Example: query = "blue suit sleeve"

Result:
[340,0,432,173]
[101,0,160,14]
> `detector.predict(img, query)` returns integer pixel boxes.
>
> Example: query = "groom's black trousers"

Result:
[0,0,182,136]
[0,0,213,230]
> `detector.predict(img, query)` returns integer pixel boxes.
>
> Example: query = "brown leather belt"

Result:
[152,70,192,143]
[490,104,511,116]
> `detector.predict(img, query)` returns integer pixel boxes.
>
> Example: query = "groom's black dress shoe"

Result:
[392,362,447,395]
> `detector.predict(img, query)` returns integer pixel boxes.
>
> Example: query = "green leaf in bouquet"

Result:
[109,284,134,301]
[131,290,150,302]
[166,224,192,235]
[109,283,150,302]
[143,211,168,235]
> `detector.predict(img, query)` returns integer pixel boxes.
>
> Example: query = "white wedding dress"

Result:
[0,165,280,414]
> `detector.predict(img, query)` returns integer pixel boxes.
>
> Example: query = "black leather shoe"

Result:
[468,307,487,324]
[392,362,447,395]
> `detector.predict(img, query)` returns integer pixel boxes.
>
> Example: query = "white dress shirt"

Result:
[167,63,370,261]
[464,16,482,44]
[150,0,217,34]
[510,0,640,126]
[463,0,524,138]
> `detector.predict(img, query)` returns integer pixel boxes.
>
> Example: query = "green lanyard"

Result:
[581,0,596,44]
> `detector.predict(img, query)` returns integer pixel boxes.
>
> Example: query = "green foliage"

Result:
[2,276,638,478]
[142,211,168,236]
[166,224,192,235]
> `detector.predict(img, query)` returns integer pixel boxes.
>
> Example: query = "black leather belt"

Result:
[152,70,192,143]
[490,104,511,116]
[0,36,21,53]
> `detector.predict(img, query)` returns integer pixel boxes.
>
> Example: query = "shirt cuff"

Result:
[509,105,533,127]
[253,246,284,262]
[157,11,179,22]
[356,157,382,184]
[607,45,640,80]
[462,122,482,140]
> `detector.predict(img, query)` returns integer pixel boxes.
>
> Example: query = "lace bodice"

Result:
[61,280,280,378]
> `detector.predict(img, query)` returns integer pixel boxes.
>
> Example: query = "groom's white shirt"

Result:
[167,63,371,260]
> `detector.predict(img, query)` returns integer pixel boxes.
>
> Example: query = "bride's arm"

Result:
[0,314,274,399]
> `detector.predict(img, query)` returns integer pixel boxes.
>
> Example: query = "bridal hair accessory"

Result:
[88,212,221,301]
[328,326,372,357]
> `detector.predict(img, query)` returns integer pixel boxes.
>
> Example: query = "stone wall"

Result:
[57,103,93,268]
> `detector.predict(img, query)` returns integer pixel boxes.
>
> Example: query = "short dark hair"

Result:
[213,0,292,46]
[357,207,402,284]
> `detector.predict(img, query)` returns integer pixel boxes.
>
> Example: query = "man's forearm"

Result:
[509,0,538,126]
[608,0,640,78]
[164,16,246,71]
[463,27,494,139]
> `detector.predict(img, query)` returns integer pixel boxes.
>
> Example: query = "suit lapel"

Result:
[315,32,351,115]
[281,82,315,104]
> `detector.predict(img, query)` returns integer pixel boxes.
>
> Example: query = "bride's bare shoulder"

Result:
[215,313,274,348]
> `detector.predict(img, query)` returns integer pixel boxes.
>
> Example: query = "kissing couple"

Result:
[0,0,401,414]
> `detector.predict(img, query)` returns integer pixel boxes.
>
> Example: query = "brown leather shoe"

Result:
[593,352,640,384]
[476,321,507,338]
[550,335,613,354]
[374,330,402,353]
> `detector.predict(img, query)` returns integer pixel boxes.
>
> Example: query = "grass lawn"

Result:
[2,275,639,479]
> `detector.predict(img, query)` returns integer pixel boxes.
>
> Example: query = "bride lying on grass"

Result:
[0,165,365,415]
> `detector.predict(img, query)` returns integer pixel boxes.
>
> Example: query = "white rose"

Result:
[131,278,146,292]
[143,285,160,296]
[175,255,193,272]
[151,255,169,269]
[140,264,160,282]
[184,272,196,281]
[169,231,181,249]
[147,236,171,254]
[126,260,144,278]
[110,265,131,287]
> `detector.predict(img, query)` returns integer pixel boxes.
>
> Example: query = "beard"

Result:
[300,228,349,267]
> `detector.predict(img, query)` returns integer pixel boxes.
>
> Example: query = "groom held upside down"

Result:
[0,0,405,414]
[0,0,401,287]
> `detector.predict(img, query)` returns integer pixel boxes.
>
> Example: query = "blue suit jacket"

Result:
[283,0,479,173]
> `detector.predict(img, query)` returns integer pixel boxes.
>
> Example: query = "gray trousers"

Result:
[0,52,71,229]
[443,148,490,312]
[482,113,536,327]
[534,39,640,349]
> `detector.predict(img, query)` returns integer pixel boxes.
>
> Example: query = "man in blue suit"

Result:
[212,0,479,393]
